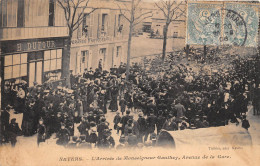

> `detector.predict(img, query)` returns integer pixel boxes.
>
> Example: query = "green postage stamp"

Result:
[187,2,259,47]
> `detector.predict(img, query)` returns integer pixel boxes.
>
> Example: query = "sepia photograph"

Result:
[0,0,260,166]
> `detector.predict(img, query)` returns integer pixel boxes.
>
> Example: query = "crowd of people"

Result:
[1,49,260,149]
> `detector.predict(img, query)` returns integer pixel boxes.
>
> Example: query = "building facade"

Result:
[0,0,69,108]
[151,2,186,50]
[70,0,129,75]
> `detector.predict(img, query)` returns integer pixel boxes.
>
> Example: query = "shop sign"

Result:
[71,36,112,46]
[1,38,65,54]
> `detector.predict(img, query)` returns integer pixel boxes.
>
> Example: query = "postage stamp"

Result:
[224,3,259,47]
[187,2,259,47]
[187,3,223,46]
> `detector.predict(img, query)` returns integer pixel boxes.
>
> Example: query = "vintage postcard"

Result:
[0,0,260,166]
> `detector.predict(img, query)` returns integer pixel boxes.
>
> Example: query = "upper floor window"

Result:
[82,14,91,37]
[173,32,178,38]
[17,0,25,27]
[0,0,24,28]
[48,0,55,26]
[117,14,123,34]
[101,13,108,36]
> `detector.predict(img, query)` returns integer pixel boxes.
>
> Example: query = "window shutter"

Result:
[97,13,100,38]
[89,13,93,38]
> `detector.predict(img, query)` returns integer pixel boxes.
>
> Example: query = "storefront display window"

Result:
[44,49,62,72]
[4,53,28,80]
[43,49,63,82]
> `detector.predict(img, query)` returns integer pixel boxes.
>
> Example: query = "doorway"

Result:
[28,51,43,87]
[99,48,107,70]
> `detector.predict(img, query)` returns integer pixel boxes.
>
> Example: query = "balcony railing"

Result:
[0,26,69,41]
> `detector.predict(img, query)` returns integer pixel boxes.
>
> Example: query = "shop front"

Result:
[1,37,67,108]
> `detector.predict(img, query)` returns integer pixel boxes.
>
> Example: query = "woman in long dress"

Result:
[109,87,119,112]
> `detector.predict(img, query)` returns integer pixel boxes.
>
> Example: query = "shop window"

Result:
[43,49,62,82]
[57,49,62,58]
[44,49,62,72]
[4,53,28,80]
[13,54,21,65]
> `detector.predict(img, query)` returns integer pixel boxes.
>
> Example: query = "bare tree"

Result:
[57,0,96,87]
[155,0,186,61]
[116,0,153,80]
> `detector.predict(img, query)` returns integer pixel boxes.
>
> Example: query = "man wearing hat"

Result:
[56,123,70,146]
[156,110,166,134]
[174,100,186,123]
[97,117,109,139]
[119,97,127,115]
[137,112,146,143]
[113,112,121,134]
[97,129,115,149]
[120,110,131,135]
[144,111,157,142]
[77,115,90,137]
[88,128,98,147]
[83,69,89,79]
[124,121,133,136]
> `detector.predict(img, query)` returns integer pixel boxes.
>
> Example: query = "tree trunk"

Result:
[126,23,133,81]
[126,0,135,81]
[162,23,169,61]
[61,30,72,88]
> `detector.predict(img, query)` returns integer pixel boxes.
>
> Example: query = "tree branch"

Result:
[122,3,131,14]
[72,8,96,28]
[117,4,131,22]
[133,13,153,27]
[170,1,183,13]
[73,19,84,32]
[171,8,186,21]
[57,0,71,30]
[135,11,153,22]
[134,0,142,9]
[155,2,167,18]
[71,0,81,27]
